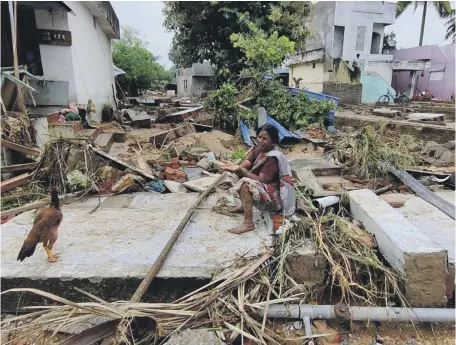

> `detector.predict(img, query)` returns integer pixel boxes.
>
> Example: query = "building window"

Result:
[429,71,444,81]
[370,31,381,54]
[312,63,316,69]
[356,26,366,51]
[206,79,213,86]
[184,80,188,90]
[333,25,345,59]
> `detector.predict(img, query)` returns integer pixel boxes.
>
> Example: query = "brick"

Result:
[348,189,448,307]
[164,167,187,182]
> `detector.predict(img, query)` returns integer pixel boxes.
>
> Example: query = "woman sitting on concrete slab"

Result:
[222,124,296,234]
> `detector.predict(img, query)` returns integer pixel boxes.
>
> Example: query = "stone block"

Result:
[341,126,356,133]
[165,330,222,345]
[439,149,455,164]
[406,113,445,122]
[372,108,401,118]
[164,180,187,193]
[288,241,326,285]
[348,189,448,307]
[434,146,446,159]
[196,157,211,170]
[445,140,455,150]
[422,141,441,155]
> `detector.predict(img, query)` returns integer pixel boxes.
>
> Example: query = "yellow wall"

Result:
[333,60,360,84]
[289,62,324,93]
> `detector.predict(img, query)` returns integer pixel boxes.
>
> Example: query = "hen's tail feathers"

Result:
[50,187,60,209]
[17,240,38,262]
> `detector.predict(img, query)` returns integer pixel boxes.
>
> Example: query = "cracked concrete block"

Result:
[288,240,326,285]
[348,189,448,307]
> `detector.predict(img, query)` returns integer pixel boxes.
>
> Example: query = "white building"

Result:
[176,62,214,97]
[286,1,397,103]
[1,1,119,120]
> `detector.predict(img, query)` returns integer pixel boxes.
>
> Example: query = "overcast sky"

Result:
[112,1,454,68]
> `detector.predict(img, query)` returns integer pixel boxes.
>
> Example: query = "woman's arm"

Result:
[237,168,273,184]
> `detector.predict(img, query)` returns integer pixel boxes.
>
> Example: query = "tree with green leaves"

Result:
[112,26,174,96]
[396,1,453,46]
[163,2,309,80]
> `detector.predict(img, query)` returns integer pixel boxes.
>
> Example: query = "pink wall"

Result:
[392,44,455,101]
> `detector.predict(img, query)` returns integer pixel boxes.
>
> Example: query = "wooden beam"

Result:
[0,139,40,156]
[1,162,37,173]
[0,172,33,193]
[90,146,155,180]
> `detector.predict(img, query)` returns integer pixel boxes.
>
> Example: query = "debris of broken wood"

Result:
[90,146,155,180]
[0,172,34,193]
[1,162,37,173]
[0,138,40,156]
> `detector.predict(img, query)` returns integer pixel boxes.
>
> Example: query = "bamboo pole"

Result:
[99,172,228,345]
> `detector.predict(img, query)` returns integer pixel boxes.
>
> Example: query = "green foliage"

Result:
[239,107,258,129]
[230,17,295,73]
[259,79,337,129]
[113,26,174,95]
[204,83,238,127]
[163,2,309,80]
[231,146,248,161]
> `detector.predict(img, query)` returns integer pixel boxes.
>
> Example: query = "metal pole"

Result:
[261,304,455,323]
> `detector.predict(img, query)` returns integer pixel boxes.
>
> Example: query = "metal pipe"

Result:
[261,304,455,323]
[312,196,340,209]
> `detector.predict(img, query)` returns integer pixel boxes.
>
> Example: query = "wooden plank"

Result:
[90,146,155,180]
[1,191,83,217]
[0,139,40,156]
[388,165,455,220]
[1,162,37,173]
[0,172,33,193]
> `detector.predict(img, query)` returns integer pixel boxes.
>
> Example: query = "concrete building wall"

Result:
[34,3,116,121]
[34,9,78,102]
[322,82,362,104]
[176,67,193,97]
[67,2,115,121]
[361,71,396,103]
[392,44,456,101]
[289,62,324,93]
[333,1,395,61]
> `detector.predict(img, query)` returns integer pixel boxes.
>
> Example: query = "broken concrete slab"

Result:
[372,108,401,118]
[164,180,187,193]
[183,175,231,192]
[398,191,456,300]
[94,133,115,152]
[1,193,271,311]
[406,113,445,122]
[348,189,448,307]
[125,110,152,128]
[290,158,341,177]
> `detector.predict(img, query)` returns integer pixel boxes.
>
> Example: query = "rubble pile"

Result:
[1,87,455,345]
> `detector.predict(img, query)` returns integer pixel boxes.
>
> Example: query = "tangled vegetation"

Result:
[328,123,421,181]
[204,83,238,128]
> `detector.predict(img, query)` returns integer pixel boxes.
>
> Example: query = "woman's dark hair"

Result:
[257,124,279,144]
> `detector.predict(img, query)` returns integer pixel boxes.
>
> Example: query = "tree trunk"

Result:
[419,1,427,46]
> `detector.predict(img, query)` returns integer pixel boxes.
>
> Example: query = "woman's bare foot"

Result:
[227,222,255,234]
[228,205,244,214]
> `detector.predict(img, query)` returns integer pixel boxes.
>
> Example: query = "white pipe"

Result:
[312,196,340,209]
[261,304,455,323]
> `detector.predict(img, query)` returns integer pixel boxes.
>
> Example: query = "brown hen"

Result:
[17,188,63,263]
